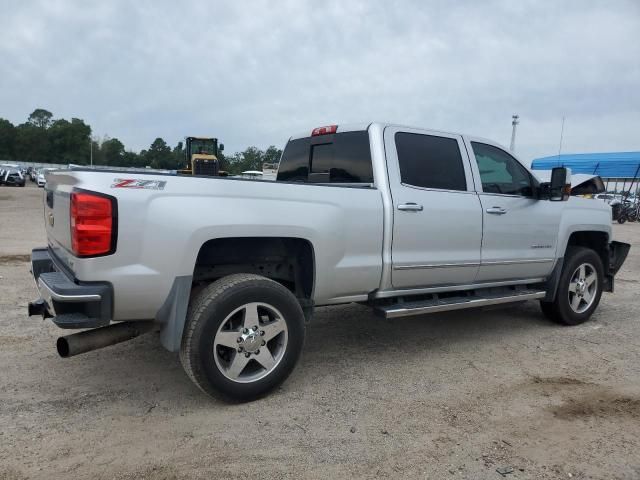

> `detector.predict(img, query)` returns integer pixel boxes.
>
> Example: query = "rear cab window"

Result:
[277,130,374,185]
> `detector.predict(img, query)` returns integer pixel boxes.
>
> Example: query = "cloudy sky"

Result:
[1,0,639,163]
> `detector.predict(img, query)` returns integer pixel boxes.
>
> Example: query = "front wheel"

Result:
[180,274,305,402]
[540,247,603,326]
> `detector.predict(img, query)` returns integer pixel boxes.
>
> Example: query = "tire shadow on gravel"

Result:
[523,375,640,421]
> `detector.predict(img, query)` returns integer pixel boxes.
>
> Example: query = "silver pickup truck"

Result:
[29,122,630,401]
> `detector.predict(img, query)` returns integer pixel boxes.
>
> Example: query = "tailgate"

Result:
[44,170,74,254]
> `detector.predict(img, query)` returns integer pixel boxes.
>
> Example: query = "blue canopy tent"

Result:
[531,152,640,195]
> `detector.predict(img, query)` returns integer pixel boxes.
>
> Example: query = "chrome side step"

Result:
[376,289,546,319]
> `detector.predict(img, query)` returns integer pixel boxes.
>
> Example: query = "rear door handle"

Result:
[398,203,423,212]
[486,206,507,215]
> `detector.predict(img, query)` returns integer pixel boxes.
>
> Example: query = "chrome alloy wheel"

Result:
[568,262,598,314]
[213,302,288,383]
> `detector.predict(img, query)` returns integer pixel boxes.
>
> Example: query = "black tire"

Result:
[180,274,305,402]
[539,247,604,326]
[618,215,627,224]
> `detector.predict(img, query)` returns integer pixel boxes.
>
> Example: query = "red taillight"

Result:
[70,191,115,257]
[311,125,338,136]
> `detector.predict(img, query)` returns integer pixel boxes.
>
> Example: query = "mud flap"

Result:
[156,276,193,352]
[605,241,631,292]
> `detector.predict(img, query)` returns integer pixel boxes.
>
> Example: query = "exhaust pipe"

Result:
[57,321,155,358]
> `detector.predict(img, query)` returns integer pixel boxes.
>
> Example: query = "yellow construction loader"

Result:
[178,137,225,176]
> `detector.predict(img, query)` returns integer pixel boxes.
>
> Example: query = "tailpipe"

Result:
[57,321,155,358]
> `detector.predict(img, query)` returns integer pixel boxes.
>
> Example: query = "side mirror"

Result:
[219,143,224,152]
[549,167,571,201]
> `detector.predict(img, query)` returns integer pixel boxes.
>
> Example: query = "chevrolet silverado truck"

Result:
[29,123,630,401]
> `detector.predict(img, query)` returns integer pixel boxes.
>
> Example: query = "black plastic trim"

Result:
[30,248,114,329]
[543,257,564,302]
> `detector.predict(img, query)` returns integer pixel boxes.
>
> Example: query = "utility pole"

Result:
[557,116,566,165]
[90,136,93,167]
[510,115,519,152]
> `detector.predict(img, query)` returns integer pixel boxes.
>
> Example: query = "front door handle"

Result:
[398,203,424,212]
[486,206,507,215]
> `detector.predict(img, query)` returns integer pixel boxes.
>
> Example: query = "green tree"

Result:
[28,108,53,129]
[144,138,174,169]
[0,118,16,160]
[263,145,282,166]
[48,118,92,165]
[226,146,264,174]
[101,138,126,166]
[172,141,185,169]
[123,150,144,168]
[15,123,49,162]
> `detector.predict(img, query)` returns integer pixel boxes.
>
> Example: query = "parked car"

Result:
[594,193,626,204]
[28,167,38,182]
[1,168,26,187]
[28,122,630,401]
[36,171,45,187]
[1,163,19,181]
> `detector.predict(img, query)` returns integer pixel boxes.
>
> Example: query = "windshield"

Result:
[190,139,216,155]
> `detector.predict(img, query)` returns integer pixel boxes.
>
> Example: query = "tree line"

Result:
[0,109,281,174]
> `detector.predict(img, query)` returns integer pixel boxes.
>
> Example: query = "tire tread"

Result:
[180,274,304,401]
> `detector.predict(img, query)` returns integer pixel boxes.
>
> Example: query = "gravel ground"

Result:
[1,183,639,479]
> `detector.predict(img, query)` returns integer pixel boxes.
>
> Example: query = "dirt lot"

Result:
[1,183,639,479]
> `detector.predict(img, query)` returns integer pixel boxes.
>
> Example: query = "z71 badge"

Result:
[111,179,167,190]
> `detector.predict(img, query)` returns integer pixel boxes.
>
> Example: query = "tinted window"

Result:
[471,142,533,196]
[395,133,467,191]
[277,131,373,184]
[276,137,310,181]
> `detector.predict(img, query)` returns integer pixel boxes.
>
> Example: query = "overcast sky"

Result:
[1,0,639,163]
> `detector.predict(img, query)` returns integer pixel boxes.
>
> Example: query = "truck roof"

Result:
[289,122,498,144]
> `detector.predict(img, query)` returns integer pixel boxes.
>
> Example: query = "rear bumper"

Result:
[29,248,113,328]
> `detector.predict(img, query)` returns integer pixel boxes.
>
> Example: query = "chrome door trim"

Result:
[394,262,480,270]
[481,258,554,266]
[393,258,554,270]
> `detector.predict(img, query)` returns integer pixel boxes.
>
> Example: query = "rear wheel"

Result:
[539,247,603,326]
[180,274,305,402]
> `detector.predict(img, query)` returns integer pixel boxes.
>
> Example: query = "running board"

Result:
[376,289,546,319]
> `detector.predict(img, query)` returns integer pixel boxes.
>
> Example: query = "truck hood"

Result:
[533,171,606,196]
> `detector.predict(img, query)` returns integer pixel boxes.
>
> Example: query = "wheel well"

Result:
[193,237,314,300]
[566,231,608,267]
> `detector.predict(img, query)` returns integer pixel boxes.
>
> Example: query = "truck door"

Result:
[384,127,483,289]
[464,138,561,282]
